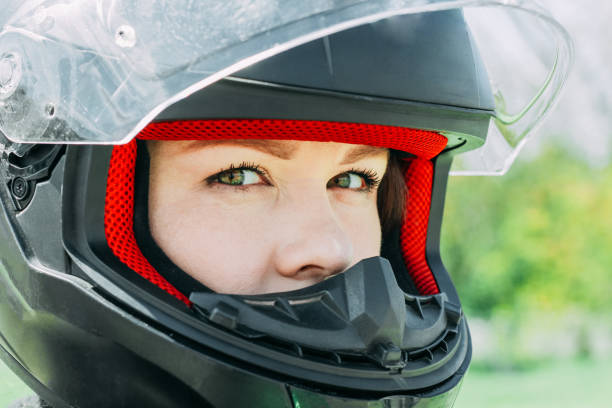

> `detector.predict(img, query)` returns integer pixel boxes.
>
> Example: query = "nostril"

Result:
[295,265,325,279]
[296,264,344,281]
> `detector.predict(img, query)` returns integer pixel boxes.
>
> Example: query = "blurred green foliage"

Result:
[455,357,612,408]
[441,145,612,318]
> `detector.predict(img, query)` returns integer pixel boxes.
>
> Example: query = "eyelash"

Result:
[345,168,382,192]
[206,163,381,192]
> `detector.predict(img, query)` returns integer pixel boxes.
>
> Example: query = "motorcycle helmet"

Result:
[0,1,572,407]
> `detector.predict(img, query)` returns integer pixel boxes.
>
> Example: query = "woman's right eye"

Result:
[215,168,264,186]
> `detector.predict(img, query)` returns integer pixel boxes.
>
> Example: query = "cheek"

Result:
[149,194,274,293]
[333,196,382,261]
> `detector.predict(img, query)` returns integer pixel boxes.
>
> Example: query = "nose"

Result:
[272,190,353,282]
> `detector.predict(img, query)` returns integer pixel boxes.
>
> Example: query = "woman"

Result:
[144,138,394,295]
[0,1,571,407]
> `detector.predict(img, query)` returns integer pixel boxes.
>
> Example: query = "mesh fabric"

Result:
[400,158,438,294]
[105,141,190,304]
[137,119,447,160]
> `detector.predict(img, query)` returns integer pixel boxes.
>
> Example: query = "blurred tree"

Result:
[441,144,612,318]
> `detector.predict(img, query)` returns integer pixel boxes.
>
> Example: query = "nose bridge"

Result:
[287,180,345,238]
[273,182,353,278]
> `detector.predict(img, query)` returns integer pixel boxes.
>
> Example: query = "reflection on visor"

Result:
[450,4,573,175]
[0,0,571,176]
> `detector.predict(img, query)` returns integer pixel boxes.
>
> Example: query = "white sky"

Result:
[525,0,612,167]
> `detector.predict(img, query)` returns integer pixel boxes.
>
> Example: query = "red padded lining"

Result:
[105,141,190,304]
[400,159,438,295]
[137,120,447,160]
[104,120,443,304]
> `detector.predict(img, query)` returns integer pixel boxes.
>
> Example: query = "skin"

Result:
[147,139,389,294]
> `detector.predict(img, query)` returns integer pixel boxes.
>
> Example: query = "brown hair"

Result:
[377,150,407,235]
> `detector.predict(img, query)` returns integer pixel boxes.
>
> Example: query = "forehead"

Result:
[148,139,388,163]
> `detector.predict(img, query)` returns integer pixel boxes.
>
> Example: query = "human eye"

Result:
[206,162,269,187]
[327,169,381,192]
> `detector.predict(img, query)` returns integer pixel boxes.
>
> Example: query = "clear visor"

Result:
[0,0,571,175]
[450,2,573,175]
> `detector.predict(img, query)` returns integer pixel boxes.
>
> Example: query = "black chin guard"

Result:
[191,257,462,372]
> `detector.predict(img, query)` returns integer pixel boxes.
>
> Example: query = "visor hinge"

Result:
[5,144,64,211]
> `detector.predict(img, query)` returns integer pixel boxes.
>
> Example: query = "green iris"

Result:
[331,173,352,188]
[328,172,365,189]
[218,169,245,185]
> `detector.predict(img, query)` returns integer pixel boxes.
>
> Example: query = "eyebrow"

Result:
[340,144,388,164]
[183,139,299,160]
[182,139,387,163]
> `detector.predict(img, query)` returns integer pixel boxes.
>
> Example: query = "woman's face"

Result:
[147,139,389,294]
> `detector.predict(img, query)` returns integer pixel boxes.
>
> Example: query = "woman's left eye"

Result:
[214,168,264,186]
[328,171,378,191]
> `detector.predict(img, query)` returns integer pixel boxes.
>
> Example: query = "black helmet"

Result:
[0,1,571,407]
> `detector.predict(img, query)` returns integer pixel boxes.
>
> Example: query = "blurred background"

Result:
[450,1,612,406]
[1,1,610,406]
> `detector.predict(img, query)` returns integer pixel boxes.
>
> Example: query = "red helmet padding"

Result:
[105,119,446,305]
[136,119,447,161]
[401,158,438,295]
[105,141,191,304]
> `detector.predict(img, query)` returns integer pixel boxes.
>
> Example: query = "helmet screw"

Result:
[11,177,29,200]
